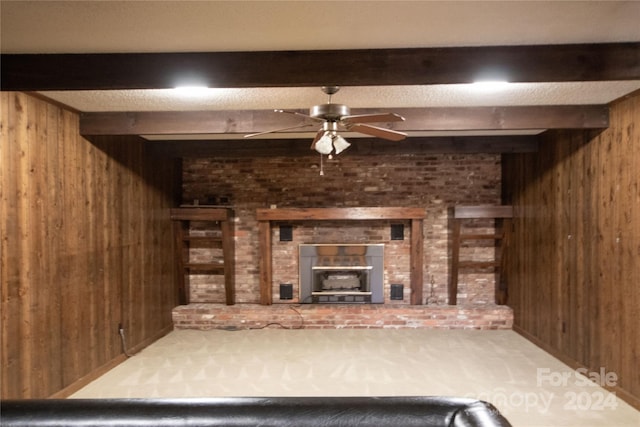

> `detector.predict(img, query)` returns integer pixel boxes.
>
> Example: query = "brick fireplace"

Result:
[175,151,512,329]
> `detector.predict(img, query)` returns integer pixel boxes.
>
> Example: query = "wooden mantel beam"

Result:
[79,105,609,136]
[2,43,639,91]
[256,207,426,221]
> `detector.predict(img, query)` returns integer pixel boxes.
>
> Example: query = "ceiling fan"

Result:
[245,86,407,156]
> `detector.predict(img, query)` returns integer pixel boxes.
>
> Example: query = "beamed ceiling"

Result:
[2,1,640,155]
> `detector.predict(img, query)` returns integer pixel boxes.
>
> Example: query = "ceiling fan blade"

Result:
[244,123,315,138]
[341,112,405,124]
[309,128,326,150]
[349,123,408,141]
[275,109,324,122]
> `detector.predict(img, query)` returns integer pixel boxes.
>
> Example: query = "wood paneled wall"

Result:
[0,92,178,398]
[502,92,640,409]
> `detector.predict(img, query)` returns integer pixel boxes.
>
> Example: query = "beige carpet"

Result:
[72,328,639,427]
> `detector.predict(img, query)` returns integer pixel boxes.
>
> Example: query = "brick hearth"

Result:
[172,304,513,330]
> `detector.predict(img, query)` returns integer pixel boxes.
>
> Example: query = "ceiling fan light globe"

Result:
[333,135,351,154]
[314,134,334,155]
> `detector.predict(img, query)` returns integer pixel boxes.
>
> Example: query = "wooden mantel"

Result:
[256,207,426,305]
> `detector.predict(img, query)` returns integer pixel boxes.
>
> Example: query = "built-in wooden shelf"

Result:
[459,234,504,241]
[182,236,223,244]
[184,263,226,270]
[457,261,502,268]
[170,208,235,305]
[449,205,512,305]
[256,207,426,305]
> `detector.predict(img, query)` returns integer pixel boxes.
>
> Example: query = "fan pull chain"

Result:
[319,153,324,176]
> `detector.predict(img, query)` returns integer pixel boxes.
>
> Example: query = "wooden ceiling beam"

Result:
[79,105,608,136]
[145,135,540,157]
[2,43,639,91]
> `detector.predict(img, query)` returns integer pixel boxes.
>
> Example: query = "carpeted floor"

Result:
[72,328,639,427]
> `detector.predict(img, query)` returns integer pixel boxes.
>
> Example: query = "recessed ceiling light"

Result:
[173,86,212,96]
[471,81,511,91]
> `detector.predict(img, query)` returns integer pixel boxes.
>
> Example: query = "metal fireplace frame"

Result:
[299,244,384,303]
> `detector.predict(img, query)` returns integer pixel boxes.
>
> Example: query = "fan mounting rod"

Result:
[321,86,340,95]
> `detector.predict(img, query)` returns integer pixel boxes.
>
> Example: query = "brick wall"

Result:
[182,152,502,307]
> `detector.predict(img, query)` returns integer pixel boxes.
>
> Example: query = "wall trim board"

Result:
[48,354,128,399]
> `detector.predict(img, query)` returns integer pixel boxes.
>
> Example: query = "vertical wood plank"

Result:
[0,92,20,398]
[410,218,424,305]
[60,107,80,388]
[448,219,461,305]
[1,93,26,397]
[600,121,618,387]
[496,217,511,305]
[44,100,64,393]
[17,93,34,397]
[127,140,143,344]
[29,93,50,396]
[173,220,187,304]
[540,139,552,345]
[84,128,99,375]
[571,133,586,364]
[103,141,124,360]
[556,132,569,353]
[259,220,272,305]
[221,213,235,305]
[582,129,598,373]
[91,132,107,368]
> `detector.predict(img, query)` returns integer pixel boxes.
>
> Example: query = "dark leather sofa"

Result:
[1,396,511,426]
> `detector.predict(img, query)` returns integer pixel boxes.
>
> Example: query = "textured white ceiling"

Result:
[2,1,639,53]
[3,1,640,129]
[39,82,640,113]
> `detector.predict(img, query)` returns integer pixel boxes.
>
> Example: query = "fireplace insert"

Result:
[299,244,384,303]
